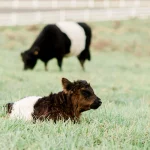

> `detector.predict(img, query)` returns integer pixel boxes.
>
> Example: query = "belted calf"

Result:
[6,78,102,123]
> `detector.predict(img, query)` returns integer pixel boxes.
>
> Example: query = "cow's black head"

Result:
[21,47,39,70]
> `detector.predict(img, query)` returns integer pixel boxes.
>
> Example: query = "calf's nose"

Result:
[96,98,102,106]
[96,97,102,105]
[90,97,102,109]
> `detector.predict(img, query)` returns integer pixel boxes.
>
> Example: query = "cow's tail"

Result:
[78,49,91,61]
[86,49,91,61]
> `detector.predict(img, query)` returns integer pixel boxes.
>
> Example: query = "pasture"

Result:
[0,19,150,149]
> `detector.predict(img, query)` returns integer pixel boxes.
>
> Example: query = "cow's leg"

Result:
[77,49,91,71]
[57,57,63,71]
[77,57,85,71]
[44,62,48,71]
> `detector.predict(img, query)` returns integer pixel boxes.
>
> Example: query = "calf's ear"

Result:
[62,78,73,93]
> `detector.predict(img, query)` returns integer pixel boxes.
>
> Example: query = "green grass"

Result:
[0,19,150,150]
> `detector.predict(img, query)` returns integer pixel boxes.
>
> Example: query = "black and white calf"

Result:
[5,78,102,122]
[21,21,92,71]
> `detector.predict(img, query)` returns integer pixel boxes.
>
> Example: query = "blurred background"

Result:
[0,0,150,26]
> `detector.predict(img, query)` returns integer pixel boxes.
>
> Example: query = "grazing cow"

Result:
[6,78,102,123]
[21,21,92,71]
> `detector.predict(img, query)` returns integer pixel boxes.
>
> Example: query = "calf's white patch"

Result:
[9,96,41,121]
[56,21,86,56]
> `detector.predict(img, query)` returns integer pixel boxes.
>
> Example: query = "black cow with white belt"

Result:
[21,21,92,71]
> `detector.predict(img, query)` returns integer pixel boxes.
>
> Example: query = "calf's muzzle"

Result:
[90,97,102,109]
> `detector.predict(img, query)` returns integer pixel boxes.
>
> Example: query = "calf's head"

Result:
[21,47,39,70]
[62,78,102,113]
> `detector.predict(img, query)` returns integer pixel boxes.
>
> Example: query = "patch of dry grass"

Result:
[90,19,150,56]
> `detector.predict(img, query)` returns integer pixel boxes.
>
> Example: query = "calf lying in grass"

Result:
[6,78,102,123]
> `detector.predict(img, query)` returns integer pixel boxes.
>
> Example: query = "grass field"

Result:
[0,19,150,150]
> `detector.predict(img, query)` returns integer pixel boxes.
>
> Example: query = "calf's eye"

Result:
[81,90,91,97]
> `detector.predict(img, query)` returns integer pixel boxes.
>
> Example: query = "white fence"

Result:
[0,0,150,26]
